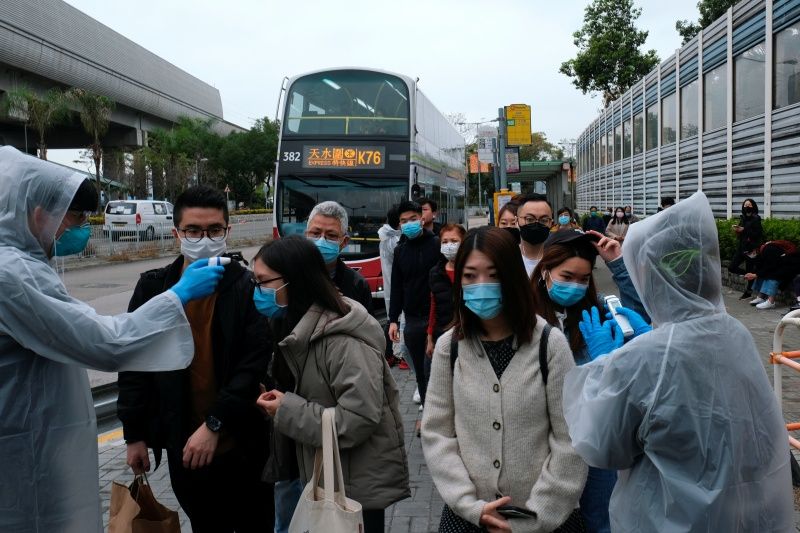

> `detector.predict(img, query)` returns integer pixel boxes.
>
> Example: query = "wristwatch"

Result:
[205,415,223,433]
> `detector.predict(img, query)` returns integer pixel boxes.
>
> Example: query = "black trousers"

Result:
[404,315,429,404]
[167,446,274,533]
[729,245,756,291]
[363,508,385,533]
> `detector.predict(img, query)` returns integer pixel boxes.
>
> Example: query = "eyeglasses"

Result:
[178,226,229,243]
[520,216,552,226]
[250,275,284,294]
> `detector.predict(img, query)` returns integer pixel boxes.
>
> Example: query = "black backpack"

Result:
[450,323,553,384]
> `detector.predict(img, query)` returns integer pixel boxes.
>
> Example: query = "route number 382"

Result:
[282,151,301,162]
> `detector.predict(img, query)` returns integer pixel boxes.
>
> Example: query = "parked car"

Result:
[103,200,174,241]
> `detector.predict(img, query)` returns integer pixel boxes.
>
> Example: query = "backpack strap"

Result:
[539,323,552,386]
[450,332,459,372]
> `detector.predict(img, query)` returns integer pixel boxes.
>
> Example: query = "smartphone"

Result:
[605,295,634,338]
[497,505,536,519]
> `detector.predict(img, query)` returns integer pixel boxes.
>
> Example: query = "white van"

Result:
[103,200,174,241]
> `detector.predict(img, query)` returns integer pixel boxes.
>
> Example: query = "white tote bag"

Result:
[289,408,364,533]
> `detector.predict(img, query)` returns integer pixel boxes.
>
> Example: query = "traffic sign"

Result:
[505,104,532,146]
[224,185,231,193]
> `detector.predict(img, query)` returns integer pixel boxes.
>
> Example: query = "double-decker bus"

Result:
[273,67,466,300]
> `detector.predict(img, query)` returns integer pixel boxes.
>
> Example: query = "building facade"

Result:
[576,0,800,218]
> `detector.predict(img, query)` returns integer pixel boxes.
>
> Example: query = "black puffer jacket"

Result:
[737,213,763,253]
[429,259,454,337]
[117,255,272,462]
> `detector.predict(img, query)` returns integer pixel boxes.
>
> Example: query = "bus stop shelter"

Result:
[508,160,574,212]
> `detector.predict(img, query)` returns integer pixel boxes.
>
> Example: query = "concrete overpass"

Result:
[0,0,244,154]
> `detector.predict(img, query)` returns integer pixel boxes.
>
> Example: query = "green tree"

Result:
[519,132,564,161]
[1,87,69,160]
[676,0,737,44]
[68,88,115,208]
[560,0,660,107]
[215,119,279,207]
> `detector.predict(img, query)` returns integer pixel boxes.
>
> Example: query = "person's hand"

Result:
[479,496,512,532]
[256,389,285,417]
[734,225,744,233]
[588,231,622,262]
[426,335,434,357]
[182,423,219,470]
[126,441,150,474]
[744,272,757,281]
[606,306,652,338]
[170,259,225,305]
[579,306,624,360]
[388,322,400,343]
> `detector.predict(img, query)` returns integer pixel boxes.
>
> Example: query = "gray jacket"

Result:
[273,297,410,510]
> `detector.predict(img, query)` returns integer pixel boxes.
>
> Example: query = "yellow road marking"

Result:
[98,428,123,445]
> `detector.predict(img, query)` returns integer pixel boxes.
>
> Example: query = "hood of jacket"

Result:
[0,146,85,263]
[378,224,401,241]
[279,297,383,356]
[622,191,724,325]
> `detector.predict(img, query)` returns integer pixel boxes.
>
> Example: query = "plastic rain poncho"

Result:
[0,147,195,532]
[562,191,793,532]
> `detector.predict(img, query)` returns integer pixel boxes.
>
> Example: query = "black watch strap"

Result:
[205,415,223,433]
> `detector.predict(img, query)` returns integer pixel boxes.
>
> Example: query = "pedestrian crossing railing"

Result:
[770,309,800,450]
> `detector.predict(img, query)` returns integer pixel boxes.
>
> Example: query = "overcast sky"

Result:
[54,0,700,168]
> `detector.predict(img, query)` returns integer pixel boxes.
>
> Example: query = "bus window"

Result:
[283,71,410,137]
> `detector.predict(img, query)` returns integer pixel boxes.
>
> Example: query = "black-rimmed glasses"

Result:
[178,226,229,243]
[250,275,284,294]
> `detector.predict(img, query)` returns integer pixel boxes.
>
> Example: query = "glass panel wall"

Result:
[633,113,644,154]
[623,118,632,158]
[704,64,727,131]
[600,133,606,166]
[680,79,699,138]
[646,104,658,150]
[775,25,800,109]
[614,125,622,161]
[734,42,766,121]
[607,131,613,164]
[661,93,677,145]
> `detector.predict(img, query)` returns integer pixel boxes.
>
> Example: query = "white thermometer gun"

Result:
[604,295,634,338]
[207,257,231,266]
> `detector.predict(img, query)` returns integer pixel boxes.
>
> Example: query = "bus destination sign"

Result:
[302,146,385,169]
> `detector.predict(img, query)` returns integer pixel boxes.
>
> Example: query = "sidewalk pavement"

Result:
[97,260,800,531]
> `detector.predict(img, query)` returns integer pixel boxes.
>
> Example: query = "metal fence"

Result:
[62,214,273,265]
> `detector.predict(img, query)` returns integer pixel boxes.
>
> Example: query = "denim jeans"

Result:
[274,478,304,533]
[579,466,617,533]
[753,278,780,297]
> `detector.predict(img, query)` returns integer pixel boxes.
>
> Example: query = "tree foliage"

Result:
[68,88,115,208]
[520,132,564,161]
[1,87,70,160]
[676,0,737,44]
[560,0,660,107]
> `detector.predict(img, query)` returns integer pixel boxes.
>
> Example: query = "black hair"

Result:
[173,185,229,228]
[386,205,400,230]
[557,206,574,218]
[517,193,553,215]
[69,179,98,211]
[589,206,598,211]
[418,197,438,212]
[661,197,675,207]
[397,200,422,215]
[741,198,759,215]
[612,206,629,224]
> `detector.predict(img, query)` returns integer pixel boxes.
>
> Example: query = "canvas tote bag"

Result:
[289,408,364,533]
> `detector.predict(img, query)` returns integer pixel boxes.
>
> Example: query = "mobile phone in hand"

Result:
[496,505,536,519]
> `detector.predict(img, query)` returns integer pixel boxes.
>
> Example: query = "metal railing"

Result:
[770,309,800,450]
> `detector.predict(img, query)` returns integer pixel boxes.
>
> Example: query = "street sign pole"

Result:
[498,107,508,190]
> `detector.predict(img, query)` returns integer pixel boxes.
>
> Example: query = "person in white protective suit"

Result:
[562,191,794,532]
[0,146,224,532]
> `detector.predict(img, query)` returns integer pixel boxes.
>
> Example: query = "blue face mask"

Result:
[253,283,288,319]
[547,276,588,307]
[311,236,341,264]
[558,215,570,225]
[463,282,503,320]
[54,223,91,256]
[401,220,423,239]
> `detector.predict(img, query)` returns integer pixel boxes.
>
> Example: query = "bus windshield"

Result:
[277,177,407,257]
[283,71,410,137]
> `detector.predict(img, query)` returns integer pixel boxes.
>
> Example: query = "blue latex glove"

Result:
[579,306,624,361]
[605,306,653,338]
[169,259,225,305]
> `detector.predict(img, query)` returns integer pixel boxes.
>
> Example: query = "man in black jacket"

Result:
[304,200,373,314]
[117,186,273,532]
[388,200,440,411]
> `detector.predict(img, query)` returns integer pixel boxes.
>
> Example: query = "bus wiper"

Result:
[285,174,329,188]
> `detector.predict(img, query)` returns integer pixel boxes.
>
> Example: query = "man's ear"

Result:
[339,235,349,250]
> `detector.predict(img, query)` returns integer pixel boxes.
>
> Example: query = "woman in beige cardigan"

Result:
[605,207,630,244]
[421,226,587,533]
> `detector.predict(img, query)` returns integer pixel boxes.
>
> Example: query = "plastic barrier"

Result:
[769,309,800,450]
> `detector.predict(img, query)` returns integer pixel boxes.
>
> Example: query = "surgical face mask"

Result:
[54,223,91,256]
[463,282,503,320]
[590,211,598,217]
[625,211,631,216]
[440,242,459,261]
[616,212,624,219]
[546,273,588,307]
[253,283,288,319]
[401,219,423,239]
[311,236,341,263]
[558,215,570,226]
[519,222,550,245]
[180,236,227,262]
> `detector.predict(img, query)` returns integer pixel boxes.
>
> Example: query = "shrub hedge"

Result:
[716,218,800,261]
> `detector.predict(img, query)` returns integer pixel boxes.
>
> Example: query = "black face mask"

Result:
[743,207,754,216]
[519,222,550,245]
[502,226,521,244]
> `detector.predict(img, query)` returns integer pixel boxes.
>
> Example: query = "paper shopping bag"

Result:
[108,474,180,533]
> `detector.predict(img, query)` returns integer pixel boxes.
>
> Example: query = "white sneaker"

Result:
[749,297,765,306]
[756,300,776,310]
[413,387,421,404]
[419,404,423,412]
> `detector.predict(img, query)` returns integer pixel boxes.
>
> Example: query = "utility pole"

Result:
[497,107,508,191]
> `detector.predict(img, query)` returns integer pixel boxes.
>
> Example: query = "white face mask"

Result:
[180,236,227,262]
[440,242,460,261]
